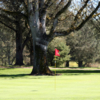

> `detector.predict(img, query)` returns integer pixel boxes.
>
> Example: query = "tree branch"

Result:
[75,2,100,31]
[55,2,100,36]
[55,0,64,10]
[0,8,28,21]
[48,1,72,40]
[0,20,16,31]
[43,0,53,10]
[92,13,100,18]
[55,0,72,19]
[22,30,31,50]
[0,14,16,24]
[74,0,89,21]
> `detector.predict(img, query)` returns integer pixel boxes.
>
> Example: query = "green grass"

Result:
[0,68,100,100]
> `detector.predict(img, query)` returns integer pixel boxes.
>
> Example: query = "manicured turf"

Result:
[0,67,100,100]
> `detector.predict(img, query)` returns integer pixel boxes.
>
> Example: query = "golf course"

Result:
[0,67,100,100]
[1,0,100,100]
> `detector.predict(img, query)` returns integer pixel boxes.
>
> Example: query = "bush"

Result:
[47,37,71,67]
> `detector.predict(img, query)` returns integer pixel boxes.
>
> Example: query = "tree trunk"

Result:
[1,58,3,66]
[30,45,53,75]
[30,53,33,65]
[30,45,33,65]
[15,50,24,65]
[7,43,11,65]
[66,61,69,67]
[15,22,24,65]
[27,0,53,75]
[78,61,83,67]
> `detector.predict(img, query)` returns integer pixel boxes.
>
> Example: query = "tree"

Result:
[25,36,34,65]
[0,24,15,65]
[27,0,100,74]
[47,37,70,67]
[66,20,100,67]
[0,0,31,65]
[0,0,100,74]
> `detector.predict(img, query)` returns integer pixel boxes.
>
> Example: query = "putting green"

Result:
[0,68,100,100]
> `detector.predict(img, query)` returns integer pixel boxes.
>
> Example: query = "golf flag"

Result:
[55,49,60,57]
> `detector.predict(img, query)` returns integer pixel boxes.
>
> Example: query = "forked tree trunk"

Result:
[28,0,53,75]
[30,45,53,75]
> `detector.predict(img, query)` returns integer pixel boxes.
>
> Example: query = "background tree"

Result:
[66,20,100,67]
[0,24,15,65]
[0,0,31,65]
[25,36,34,65]
[48,37,70,67]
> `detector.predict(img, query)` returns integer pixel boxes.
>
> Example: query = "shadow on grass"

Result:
[54,69,100,75]
[0,74,29,78]
[0,74,46,79]
[1,69,100,78]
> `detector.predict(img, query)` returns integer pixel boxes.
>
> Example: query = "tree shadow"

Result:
[0,74,46,79]
[1,69,100,78]
[0,74,28,78]
[55,69,100,75]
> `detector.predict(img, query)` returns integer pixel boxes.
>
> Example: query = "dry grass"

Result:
[69,61,78,67]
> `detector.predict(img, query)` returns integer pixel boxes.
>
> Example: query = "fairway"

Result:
[0,68,100,100]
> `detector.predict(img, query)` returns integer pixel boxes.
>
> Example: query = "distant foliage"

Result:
[66,20,100,64]
[48,37,71,67]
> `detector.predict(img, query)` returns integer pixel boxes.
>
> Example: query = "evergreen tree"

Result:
[48,37,70,67]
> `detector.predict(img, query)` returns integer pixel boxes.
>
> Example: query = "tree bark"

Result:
[30,42,33,65]
[28,0,53,75]
[6,43,11,65]
[66,61,69,67]
[15,21,24,65]
[1,58,3,66]
[78,61,83,67]
[30,45,52,75]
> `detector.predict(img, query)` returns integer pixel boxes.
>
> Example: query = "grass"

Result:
[0,67,100,100]
[69,61,78,67]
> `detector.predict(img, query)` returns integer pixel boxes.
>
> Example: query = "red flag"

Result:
[55,49,60,57]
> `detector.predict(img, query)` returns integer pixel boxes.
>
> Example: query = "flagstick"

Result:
[55,48,60,91]
[55,56,56,90]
